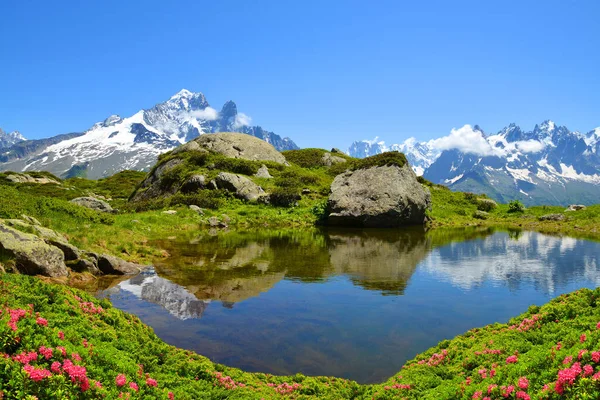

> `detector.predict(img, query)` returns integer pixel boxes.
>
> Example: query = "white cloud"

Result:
[190,107,219,121]
[233,113,251,129]
[429,125,502,156]
[515,140,545,153]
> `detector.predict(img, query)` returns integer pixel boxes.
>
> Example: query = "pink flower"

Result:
[23,365,51,381]
[146,377,158,387]
[563,355,573,365]
[95,381,103,389]
[578,349,588,360]
[593,371,600,380]
[56,346,66,356]
[39,346,53,360]
[58,331,65,340]
[36,317,48,326]
[516,391,530,400]
[168,393,175,400]
[472,391,482,399]
[71,353,82,362]
[116,374,127,387]
[506,355,518,364]
[129,382,139,392]
[597,321,600,330]
[518,377,529,389]
[581,333,587,343]
[51,361,61,373]
[584,364,594,376]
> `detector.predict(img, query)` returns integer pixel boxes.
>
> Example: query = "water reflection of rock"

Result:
[151,228,494,304]
[117,268,210,320]
[327,229,431,295]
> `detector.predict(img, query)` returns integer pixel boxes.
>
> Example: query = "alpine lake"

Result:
[89,227,600,384]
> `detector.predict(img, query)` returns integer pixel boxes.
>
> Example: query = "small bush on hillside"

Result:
[282,148,329,168]
[476,198,497,212]
[310,200,329,224]
[508,199,526,213]
[463,192,478,204]
[350,151,407,171]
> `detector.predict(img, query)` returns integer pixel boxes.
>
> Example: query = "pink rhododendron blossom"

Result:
[518,377,529,389]
[116,374,127,387]
[506,355,518,364]
[129,382,139,392]
[584,364,594,376]
[146,378,158,387]
[35,317,48,326]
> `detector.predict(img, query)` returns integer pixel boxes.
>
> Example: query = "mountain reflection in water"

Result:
[96,228,600,383]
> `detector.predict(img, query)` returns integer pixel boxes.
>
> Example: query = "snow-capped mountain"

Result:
[0,128,26,149]
[0,90,298,179]
[348,137,439,176]
[349,121,600,206]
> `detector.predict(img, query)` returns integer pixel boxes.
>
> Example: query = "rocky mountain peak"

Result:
[220,101,238,120]
[0,128,26,149]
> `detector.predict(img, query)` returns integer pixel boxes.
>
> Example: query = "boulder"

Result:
[254,165,273,179]
[331,148,344,154]
[193,133,289,165]
[5,173,60,185]
[320,152,347,167]
[565,204,586,212]
[171,140,207,155]
[327,164,431,227]
[189,205,204,214]
[21,215,41,226]
[162,210,177,215]
[97,254,144,275]
[180,174,206,193]
[214,172,265,201]
[71,197,114,213]
[0,223,68,277]
[539,213,566,221]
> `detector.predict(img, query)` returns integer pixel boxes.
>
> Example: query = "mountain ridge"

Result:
[0,90,298,179]
[349,120,600,205]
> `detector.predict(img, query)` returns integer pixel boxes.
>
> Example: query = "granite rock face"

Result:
[327,164,431,227]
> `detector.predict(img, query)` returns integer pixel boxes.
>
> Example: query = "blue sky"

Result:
[1,0,599,149]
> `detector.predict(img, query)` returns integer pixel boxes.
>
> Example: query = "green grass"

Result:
[3,271,600,398]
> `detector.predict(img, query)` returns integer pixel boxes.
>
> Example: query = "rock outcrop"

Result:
[0,223,68,277]
[320,152,347,167]
[193,132,289,165]
[327,164,431,227]
[214,172,265,201]
[70,197,114,213]
[0,219,146,278]
[4,173,60,185]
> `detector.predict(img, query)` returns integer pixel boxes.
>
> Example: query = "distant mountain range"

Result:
[0,128,26,149]
[0,90,298,179]
[349,121,600,206]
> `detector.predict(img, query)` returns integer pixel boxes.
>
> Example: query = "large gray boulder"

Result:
[193,133,288,165]
[327,164,431,227]
[214,172,265,201]
[97,254,144,275]
[71,197,114,213]
[0,224,68,277]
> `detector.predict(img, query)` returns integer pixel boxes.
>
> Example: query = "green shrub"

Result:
[282,148,329,168]
[463,192,478,204]
[310,200,329,224]
[476,198,497,212]
[349,151,407,171]
[508,199,526,213]
[472,210,489,220]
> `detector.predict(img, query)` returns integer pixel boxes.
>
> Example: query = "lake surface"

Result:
[96,227,600,383]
